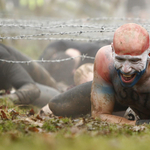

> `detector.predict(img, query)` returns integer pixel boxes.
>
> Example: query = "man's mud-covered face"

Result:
[112,23,150,87]
[112,50,149,87]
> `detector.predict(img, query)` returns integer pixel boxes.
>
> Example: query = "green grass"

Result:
[0,107,150,150]
[0,98,149,150]
[0,131,150,150]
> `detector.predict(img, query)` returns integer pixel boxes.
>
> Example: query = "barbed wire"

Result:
[0,16,149,63]
[0,37,112,42]
[0,30,113,37]
[0,30,112,38]
[1,17,150,41]
[0,17,149,24]
[0,55,95,64]
[0,23,118,30]
[1,20,150,31]
[0,18,149,36]
[0,25,117,40]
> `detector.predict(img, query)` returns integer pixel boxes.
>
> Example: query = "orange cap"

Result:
[113,23,149,56]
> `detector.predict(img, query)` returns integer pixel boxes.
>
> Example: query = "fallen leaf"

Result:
[75,119,84,127]
[9,109,19,120]
[28,127,39,132]
[0,105,7,110]
[36,114,43,121]
[0,110,8,120]
[131,125,146,132]
[28,108,35,116]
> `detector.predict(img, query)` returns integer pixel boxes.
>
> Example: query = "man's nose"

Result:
[121,61,132,74]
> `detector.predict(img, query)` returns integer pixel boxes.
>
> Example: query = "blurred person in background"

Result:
[0,43,60,107]
[39,40,111,91]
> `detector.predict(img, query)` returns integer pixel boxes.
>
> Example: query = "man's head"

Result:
[112,23,150,87]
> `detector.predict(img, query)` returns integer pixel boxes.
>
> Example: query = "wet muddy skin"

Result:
[49,81,127,117]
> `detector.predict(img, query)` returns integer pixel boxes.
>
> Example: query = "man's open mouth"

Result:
[121,73,136,83]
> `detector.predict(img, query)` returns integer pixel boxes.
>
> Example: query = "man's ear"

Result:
[111,43,114,52]
[111,43,115,59]
[147,48,150,60]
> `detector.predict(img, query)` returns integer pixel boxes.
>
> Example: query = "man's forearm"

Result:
[98,114,136,125]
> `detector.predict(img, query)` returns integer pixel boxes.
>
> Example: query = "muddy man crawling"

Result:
[44,23,150,125]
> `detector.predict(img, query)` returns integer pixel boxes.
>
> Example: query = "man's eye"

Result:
[130,59,140,63]
[116,58,124,61]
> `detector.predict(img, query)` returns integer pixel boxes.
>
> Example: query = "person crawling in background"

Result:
[39,40,111,90]
[41,23,150,125]
[0,44,60,107]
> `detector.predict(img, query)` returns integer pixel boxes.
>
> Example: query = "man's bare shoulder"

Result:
[94,45,114,84]
[95,45,112,58]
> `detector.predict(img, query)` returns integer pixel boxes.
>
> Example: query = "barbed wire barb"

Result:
[81,54,87,61]
[0,55,95,64]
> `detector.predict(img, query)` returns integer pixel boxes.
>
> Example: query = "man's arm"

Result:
[91,46,136,125]
[91,74,135,125]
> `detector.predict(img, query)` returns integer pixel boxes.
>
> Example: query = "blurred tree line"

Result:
[0,0,122,18]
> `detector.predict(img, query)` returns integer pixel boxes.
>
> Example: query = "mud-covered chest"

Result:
[115,86,150,106]
[113,81,150,118]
